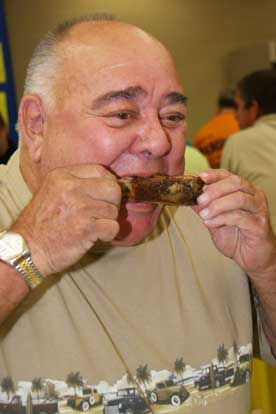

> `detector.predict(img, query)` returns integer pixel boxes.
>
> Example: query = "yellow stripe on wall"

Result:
[0,42,6,83]
[0,92,8,126]
[252,358,276,413]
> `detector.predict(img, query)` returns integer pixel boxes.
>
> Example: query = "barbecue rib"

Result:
[118,175,204,205]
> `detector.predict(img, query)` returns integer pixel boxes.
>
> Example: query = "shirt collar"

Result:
[2,149,33,209]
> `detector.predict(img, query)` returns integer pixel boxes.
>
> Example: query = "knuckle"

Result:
[98,219,120,241]
[233,174,243,187]
[219,168,229,176]
[71,215,90,237]
[46,168,72,191]
[259,189,268,203]
[47,166,66,181]
[110,220,120,236]
[93,164,115,179]
[104,179,121,203]
[93,164,107,176]
[45,169,60,187]
[237,191,246,206]
[106,203,119,219]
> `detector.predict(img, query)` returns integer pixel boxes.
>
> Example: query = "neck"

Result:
[218,107,236,115]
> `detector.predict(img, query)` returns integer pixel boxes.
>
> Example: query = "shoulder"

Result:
[224,126,258,152]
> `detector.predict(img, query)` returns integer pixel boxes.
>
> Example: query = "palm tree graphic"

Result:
[1,376,15,401]
[174,357,186,380]
[66,371,84,396]
[136,364,152,393]
[32,377,44,401]
[217,344,229,372]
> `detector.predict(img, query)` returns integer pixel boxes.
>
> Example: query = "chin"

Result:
[112,203,163,246]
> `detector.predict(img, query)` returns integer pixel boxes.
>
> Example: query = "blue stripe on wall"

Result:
[0,0,18,146]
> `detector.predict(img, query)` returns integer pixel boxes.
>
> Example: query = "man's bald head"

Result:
[22,14,174,112]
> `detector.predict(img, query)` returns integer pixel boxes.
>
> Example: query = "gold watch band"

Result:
[16,255,44,289]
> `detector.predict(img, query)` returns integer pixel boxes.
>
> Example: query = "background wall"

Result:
[3,0,276,140]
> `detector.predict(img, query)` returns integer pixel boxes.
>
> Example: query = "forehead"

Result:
[58,31,182,105]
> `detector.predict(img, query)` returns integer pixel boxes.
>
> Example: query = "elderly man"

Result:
[0,15,275,414]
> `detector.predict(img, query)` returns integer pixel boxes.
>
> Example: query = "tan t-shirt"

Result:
[0,151,264,413]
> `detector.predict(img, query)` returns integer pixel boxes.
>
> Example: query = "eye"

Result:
[102,110,138,128]
[115,112,131,120]
[160,112,186,128]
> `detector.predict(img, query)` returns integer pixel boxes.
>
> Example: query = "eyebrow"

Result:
[91,86,146,109]
[162,92,188,106]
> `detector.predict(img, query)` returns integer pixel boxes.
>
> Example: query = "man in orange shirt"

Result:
[194,88,239,168]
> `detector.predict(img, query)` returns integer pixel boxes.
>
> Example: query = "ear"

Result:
[18,95,46,163]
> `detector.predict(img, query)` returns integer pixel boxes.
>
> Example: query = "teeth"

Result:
[118,175,204,205]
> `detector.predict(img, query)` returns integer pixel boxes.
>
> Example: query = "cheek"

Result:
[45,113,134,168]
[165,133,185,175]
[81,129,135,167]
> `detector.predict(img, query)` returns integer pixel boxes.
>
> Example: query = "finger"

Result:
[62,164,116,180]
[77,198,119,220]
[198,169,231,184]
[202,209,267,233]
[92,219,120,242]
[68,177,122,206]
[197,174,256,208]
[198,191,262,221]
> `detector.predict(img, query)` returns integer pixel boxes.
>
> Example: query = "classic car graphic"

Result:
[67,387,102,411]
[194,364,235,390]
[149,380,190,407]
[103,387,148,414]
[0,394,58,414]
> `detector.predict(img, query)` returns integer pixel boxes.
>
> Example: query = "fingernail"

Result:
[198,193,209,204]
[199,208,209,218]
[200,172,209,179]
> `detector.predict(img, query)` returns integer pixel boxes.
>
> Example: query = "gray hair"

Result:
[17,13,115,137]
[23,13,115,108]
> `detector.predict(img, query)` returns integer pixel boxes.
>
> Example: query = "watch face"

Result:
[0,232,24,260]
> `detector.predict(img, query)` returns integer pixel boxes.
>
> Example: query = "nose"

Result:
[129,114,172,158]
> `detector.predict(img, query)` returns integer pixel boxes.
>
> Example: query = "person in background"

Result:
[0,112,16,164]
[221,69,276,235]
[0,15,275,414]
[194,88,240,168]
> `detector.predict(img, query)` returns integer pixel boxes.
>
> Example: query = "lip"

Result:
[119,171,165,178]
[125,202,157,213]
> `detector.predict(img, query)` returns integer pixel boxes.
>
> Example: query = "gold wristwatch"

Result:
[0,231,43,289]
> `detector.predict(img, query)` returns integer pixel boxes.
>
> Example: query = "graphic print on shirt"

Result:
[0,342,252,413]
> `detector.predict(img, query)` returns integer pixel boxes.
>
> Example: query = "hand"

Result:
[193,169,276,276]
[12,165,121,276]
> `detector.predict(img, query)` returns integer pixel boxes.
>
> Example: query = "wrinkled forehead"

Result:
[56,30,182,105]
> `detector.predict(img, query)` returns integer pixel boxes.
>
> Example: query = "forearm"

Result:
[249,261,276,357]
[0,261,29,323]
